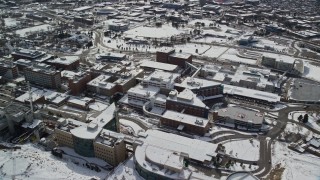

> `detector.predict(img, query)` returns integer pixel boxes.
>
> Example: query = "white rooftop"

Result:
[139,129,217,162]
[177,77,221,90]
[223,84,280,103]
[47,56,78,65]
[140,60,178,72]
[87,74,115,90]
[162,110,209,127]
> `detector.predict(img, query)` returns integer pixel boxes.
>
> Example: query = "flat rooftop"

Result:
[177,77,221,90]
[223,84,280,103]
[162,110,209,127]
[87,74,115,90]
[217,106,264,125]
[289,79,320,102]
[47,56,78,65]
[128,85,160,98]
[169,52,191,59]
[140,60,178,72]
[167,89,208,109]
[138,129,217,162]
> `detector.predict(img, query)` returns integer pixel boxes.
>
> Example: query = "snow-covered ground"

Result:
[222,139,260,161]
[288,111,320,131]
[285,122,311,136]
[15,24,52,37]
[229,162,258,172]
[107,157,143,180]
[272,141,320,180]
[0,144,108,180]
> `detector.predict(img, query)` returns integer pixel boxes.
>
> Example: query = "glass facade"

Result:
[72,136,95,157]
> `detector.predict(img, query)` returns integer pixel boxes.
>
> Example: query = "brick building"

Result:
[46,56,80,70]
[160,110,210,135]
[156,49,192,68]
[0,61,19,79]
[68,72,92,95]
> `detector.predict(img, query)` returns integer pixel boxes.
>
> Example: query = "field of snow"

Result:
[303,61,320,82]
[203,46,229,58]
[222,139,260,161]
[107,157,143,180]
[288,111,320,131]
[272,141,320,180]
[124,25,188,38]
[219,48,257,65]
[0,144,108,180]
[15,24,52,37]
[285,122,311,136]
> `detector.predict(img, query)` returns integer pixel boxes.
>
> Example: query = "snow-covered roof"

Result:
[223,84,280,103]
[177,77,221,90]
[138,129,217,162]
[140,60,178,72]
[162,110,209,127]
[87,74,115,90]
[167,89,208,109]
[218,106,264,125]
[47,56,79,65]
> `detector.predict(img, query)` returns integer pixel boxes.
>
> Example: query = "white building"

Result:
[141,70,180,90]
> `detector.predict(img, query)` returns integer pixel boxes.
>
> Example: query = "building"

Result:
[141,70,181,91]
[134,129,218,180]
[87,74,116,97]
[119,84,160,110]
[261,55,304,76]
[175,77,223,100]
[24,63,61,89]
[139,60,179,72]
[87,69,143,97]
[15,87,69,106]
[46,56,80,70]
[161,110,210,135]
[156,49,192,68]
[55,103,125,166]
[0,60,19,79]
[67,97,94,110]
[96,52,127,61]
[67,72,92,95]
[11,48,46,61]
[166,89,209,118]
[14,59,33,71]
[223,84,281,105]
[215,106,264,130]
[108,20,129,31]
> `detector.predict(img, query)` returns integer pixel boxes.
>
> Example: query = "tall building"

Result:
[156,49,192,68]
[11,48,46,60]
[24,63,61,89]
[0,60,19,79]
